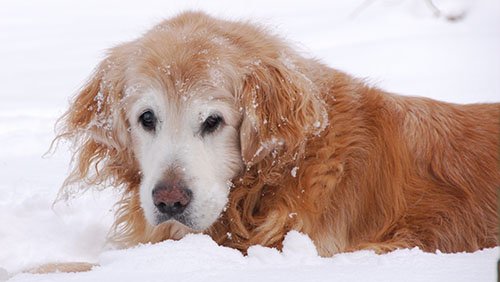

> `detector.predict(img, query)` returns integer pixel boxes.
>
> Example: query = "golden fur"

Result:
[56,11,499,257]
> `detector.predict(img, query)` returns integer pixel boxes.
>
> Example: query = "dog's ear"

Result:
[55,47,138,198]
[239,55,327,168]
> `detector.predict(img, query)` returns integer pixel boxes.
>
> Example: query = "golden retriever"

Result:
[56,11,499,259]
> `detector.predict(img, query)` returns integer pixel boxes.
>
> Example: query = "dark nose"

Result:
[152,181,192,217]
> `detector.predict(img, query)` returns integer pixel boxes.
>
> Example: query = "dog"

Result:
[55,11,499,259]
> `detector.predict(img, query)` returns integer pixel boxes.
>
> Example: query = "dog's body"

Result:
[213,72,499,255]
[57,11,499,258]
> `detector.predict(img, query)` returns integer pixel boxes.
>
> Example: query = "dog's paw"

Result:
[28,262,97,274]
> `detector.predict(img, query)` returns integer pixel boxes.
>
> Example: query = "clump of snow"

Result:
[250,137,284,163]
[0,267,9,281]
[91,113,114,131]
[225,180,234,189]
[281,230,319,258]
[93,91,105,113]
[156,65,171,76]
[123,83,143,98]
[279,52,297,71]
[251,59,262,67]
[291,166,299,177]
[210,36,231,46]
[312,107,329,137]
[209,67,225,87]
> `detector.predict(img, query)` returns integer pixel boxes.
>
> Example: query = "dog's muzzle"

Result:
[152,179,192,225]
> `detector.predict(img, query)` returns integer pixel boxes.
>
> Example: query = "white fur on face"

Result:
[126,87,243,230]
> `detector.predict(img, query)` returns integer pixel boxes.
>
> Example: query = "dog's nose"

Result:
[152,181,192,217]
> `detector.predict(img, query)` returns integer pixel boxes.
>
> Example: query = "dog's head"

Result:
[58,12,327,232]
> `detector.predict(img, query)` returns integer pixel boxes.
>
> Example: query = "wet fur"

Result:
[56,11,499,257]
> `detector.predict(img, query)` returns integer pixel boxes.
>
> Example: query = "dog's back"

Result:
[390,95,499,252]
[307,74,499,254]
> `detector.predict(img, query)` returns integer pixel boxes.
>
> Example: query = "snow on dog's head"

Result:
[55,11,326,238]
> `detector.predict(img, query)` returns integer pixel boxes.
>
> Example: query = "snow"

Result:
[0,0,498,281]
[6,232,499,282]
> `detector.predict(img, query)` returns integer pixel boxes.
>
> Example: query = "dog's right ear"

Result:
[238,53,327,169]
[55,47,139,199]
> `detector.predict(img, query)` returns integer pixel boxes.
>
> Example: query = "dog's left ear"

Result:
[54,45,138,198]
[239,54,327,167]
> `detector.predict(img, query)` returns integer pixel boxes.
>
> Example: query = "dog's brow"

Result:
[202,91,234,104]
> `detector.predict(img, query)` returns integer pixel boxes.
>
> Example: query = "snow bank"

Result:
[8,232,498,282]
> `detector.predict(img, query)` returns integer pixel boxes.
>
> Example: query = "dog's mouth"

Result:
[154,217,198,240]
[155,210,197,230]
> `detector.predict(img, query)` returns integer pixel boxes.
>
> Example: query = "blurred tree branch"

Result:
[351,0,467,22]
[424,0,467,22]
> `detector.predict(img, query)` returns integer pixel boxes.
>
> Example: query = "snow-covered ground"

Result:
[0,0,498,281]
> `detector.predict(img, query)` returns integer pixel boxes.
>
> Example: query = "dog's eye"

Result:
[139,110,157,131]
[201,114,223,135]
